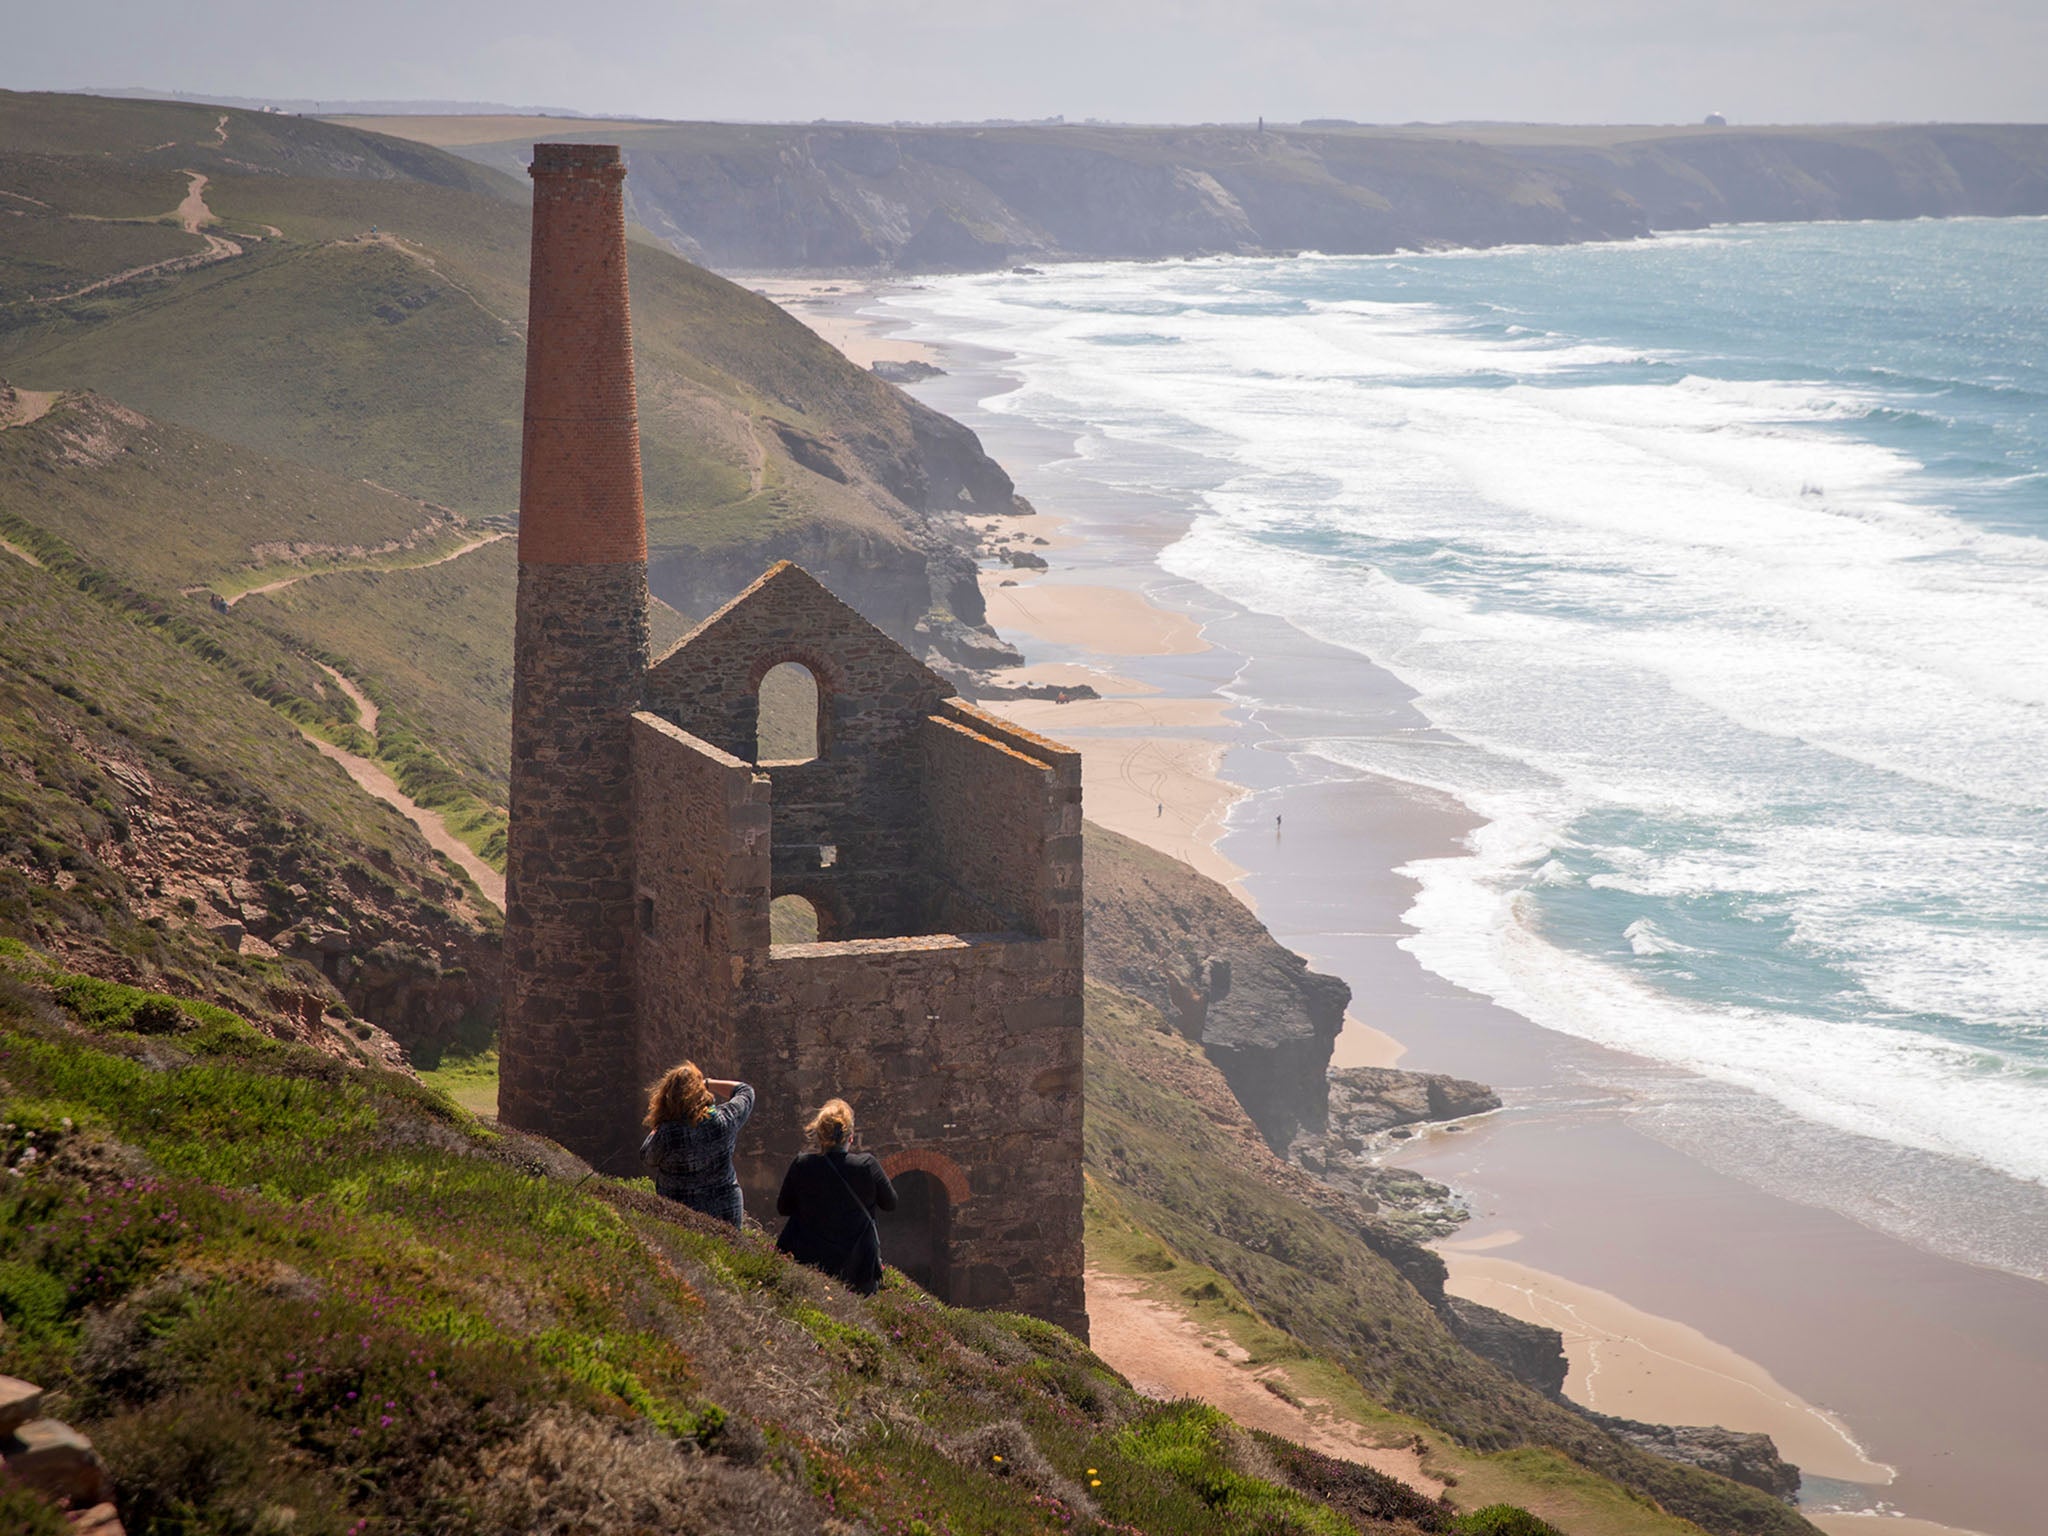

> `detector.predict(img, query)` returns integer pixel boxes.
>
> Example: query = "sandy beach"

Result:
[766,279,2045,1536]
[743,278,940,369]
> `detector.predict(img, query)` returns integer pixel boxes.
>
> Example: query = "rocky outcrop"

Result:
[450,122,2048,275]
[1324,1066,1501,1137]
[1083,823,1349,1156]
[1579,1411,1802,1502]
[1442,1297,1570,1399]
[1294,1066,1498,1231]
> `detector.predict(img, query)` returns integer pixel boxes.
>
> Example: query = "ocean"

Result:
[882,220,2048,1265]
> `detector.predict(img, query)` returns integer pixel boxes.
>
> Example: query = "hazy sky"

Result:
[7,0,2045,124]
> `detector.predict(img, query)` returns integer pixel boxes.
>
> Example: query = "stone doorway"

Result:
[878,1169,952,1300]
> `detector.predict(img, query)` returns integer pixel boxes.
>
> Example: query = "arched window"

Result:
[770,893,821,945]
[876,1169,951,1301]
[756,661,821,763]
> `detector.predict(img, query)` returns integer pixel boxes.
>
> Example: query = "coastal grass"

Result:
[0,948,1564,1536]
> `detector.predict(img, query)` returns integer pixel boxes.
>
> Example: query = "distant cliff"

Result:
[440,121,2048,273]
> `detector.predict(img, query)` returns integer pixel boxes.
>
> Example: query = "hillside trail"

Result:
[40,171,242,303]
[225,529,511,606]
[1083,1268,1445,1498]
[295,716,505,911]
[358,232,524,336]
[315,661,379,735]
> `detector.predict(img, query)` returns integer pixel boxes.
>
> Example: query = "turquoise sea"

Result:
[886,220,2048,1210]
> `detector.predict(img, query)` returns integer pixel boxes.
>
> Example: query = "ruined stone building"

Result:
[499,144,1086,1336]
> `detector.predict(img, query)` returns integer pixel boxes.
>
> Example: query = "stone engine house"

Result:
[500,143,1086,1336]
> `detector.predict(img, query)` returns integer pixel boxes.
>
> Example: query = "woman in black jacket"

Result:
[774,1098,897,1295]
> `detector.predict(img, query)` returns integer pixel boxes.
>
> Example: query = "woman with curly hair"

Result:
[774,1098,897,1295]
[639,1061,755,1226]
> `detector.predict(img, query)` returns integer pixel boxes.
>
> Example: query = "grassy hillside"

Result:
[0,522,497,1059]
[1,944,1541,1536]
[0,88,1013,650]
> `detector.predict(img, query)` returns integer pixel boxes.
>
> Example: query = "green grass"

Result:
[0,945,1575,1536]
[418,1047,499,1118]
[0,392,449,591]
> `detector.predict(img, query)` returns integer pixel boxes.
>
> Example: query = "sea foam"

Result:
[885,222,2048,1201]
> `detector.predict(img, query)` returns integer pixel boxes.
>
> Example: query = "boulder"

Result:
[1326,1066,1500,1137]
[871,359,945,384]
[1579,1410,1802,1501]
[2,1418,116,1509]
[0,1374,43,1438]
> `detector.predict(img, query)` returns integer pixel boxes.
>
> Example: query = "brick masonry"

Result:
[504,147,1085,1334]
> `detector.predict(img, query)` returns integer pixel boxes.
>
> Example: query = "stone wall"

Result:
[645,562,958,937]
[628,712,770,1093]
[924,700,1083,950]
[736,933,1086,1338]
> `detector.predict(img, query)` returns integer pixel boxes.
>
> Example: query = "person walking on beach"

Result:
[640,1061,755,1227]
[774,1098,897,1295]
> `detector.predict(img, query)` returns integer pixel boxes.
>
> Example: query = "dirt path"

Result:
[0,388,59,430]
[360,233,523,335]
[0,537,44,568]
[315,662,380,734]
[1084,1269,1444,1497]
[298,728,504,909]
[226,530,511,606]
[41,171,242,303]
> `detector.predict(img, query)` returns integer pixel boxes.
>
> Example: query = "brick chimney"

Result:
[501,143,650,1173]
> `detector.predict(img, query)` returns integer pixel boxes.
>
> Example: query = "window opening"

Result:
[757,662,821,763]
[770,893,822,945]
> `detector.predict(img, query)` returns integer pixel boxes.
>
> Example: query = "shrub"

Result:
[1454,1506,1569,1536]
[0,1481,70,1535]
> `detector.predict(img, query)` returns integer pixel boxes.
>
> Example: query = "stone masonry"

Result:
[501,144,651,1174]
[501,146,1086,1334]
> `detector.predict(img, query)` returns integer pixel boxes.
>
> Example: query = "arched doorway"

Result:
[877,1169,951,1301]
[756,661,822,763]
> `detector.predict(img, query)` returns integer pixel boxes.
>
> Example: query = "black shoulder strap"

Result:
[822,1153,879,1241]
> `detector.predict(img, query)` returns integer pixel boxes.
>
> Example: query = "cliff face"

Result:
[1082,824,1350,1157]
[1516,125,2048,230]
[443,121,2048,274]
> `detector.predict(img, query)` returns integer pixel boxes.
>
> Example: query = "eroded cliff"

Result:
[436,120,2048,273]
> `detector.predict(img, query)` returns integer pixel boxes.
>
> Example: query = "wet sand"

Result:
[772,280,2048,1536]
[1438,1247,1884,1481]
